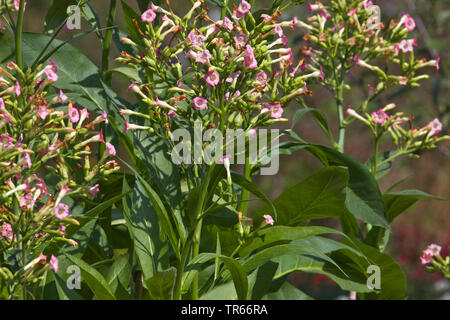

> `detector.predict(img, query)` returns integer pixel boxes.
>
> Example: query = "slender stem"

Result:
[15,0,25,69]
[372,136,380,177]
[173,164,215,300]
[336,84,346,152]
[102,0,117,85]
[221,0,228,19]
[191,220,202,300]
[237,148,251,216]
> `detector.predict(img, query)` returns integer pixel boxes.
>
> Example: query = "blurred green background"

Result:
[20,0,449,299]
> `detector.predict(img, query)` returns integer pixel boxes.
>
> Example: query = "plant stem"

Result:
[102,0,117,86]
[336,84,346,152]
[372,136,380,177]
[237,148,251,216]
[15,0,25,69]
[173,164,215,300]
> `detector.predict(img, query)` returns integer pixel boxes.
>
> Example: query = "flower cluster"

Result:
[420,244,449,279]
[116,1,317,151]
[0,60,118,293]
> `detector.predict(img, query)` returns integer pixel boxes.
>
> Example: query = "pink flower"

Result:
[263,214,274,226]
[237,1,251,16]
[187,31,205,46]
[347,9,357,17]
[429,118,442,137]
[168,110,177,119]
[22,152,31,169]
[1,222,13,241]
[435,57,440,71]
[14,81,21,96]
[20,194,35,210]
[233,34,248,48]
[426,244,442,257]
[50,255,59,273]
[398,39,414,53]
[38,105,49,120]
[221,17,234,31]
[58,90,68,103]
[404,16,416,31]
[255,72,267,86]
[124,119,131,133]
[226,71,241,83]
[14,0,27,11]
[89,184,100,199]
[225,91,240,102]
[420,250,432,265]
[54,203,71,220]
[270,103,284,119]
[372,109,389,124]
[205,70,220,86]
[274,24,284,38]
[319,66,324,81]
[58,225,66,235]
[398,77,408,85]
[0,134,13,148]
[195,50,212,64]
[142,9,156,23]
[105,142,116,156]
[44,69,58,83]
[244,45,258,69]
[319,33,327,41]
[68,104,80,123]
[102,110,108,124]
[193,97,207,110]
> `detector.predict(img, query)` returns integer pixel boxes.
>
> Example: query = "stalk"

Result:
[336,84,346,152]
[15,0,25,69]
[237,148,251,215]
[102,0,117,85]
[173,164,215,300]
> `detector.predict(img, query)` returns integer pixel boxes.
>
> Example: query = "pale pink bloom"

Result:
[44,69,58,83]
[0,134,13,148]
[58,90,68,103]
[105,142,116,156]
[263,214,274,225]
[20,194,35,210]
[260,14,271,21]
[50,255,59,273]
[398,77,408,85]
[142,9,156,23]
[281,35,288,47]
[102,110,108,124]
[255,72,267,86]
[274,24,284,38]
[237,1,251,16]
[68,104,80,123]
[420,250,432,265]
[37,105,49,120]
[319,66,324,81]
[435,57,440,71]
[195,50,212,64]
[168,110,177,119]
[193,97,207,110]
[58,225,66,235]
[124,120,131,133]
[205,70,220,86]
[221,17,233,31]
[14,81,21,96]
[14,0,27,11]
[89,184,100,199]
[225,91,240,102]
[429,118,442,137]
[22,152,32,169]
[290,16,298,31]
[426,244,442,257]
[347,9,357,16]
[244,45,258,69]
[226,71,241,83]
[54,203,71,220]
[1,222,13,241]
[233,34,248,48]
[270,103,284,119]
[398,39,413,53]
[187,31,205,46]
[49,58,58,72]
[372,109,389,124]
[404,16,416,31]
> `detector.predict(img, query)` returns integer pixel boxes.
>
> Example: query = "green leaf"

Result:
[122,1,143,43]
[365,150,398,180]
[106,253,132,291]
[383,190,445,223]
[254,166,348,226]
[291,107,333,142]
[262,282,313,300]
[184,253,248,300]
[64,253,116,300]
[238,225,345,258]
[145,267,177,300]
[54,272,83,300]
[44,0,75,34]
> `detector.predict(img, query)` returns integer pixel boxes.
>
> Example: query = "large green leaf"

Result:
[254,166,349,226]
[106,253,132,292]
[64,253,116,300]
[262,282,313,300]
[144,267,177,300]
[383,190,445,223]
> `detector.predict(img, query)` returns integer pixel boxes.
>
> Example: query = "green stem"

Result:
[372,136,380,177]
[221,0,229,19]
[336,84,345,152]
[173,164,215,300]
[237,149,251,216]
[102,0,117,85]
[15,0,25,69]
